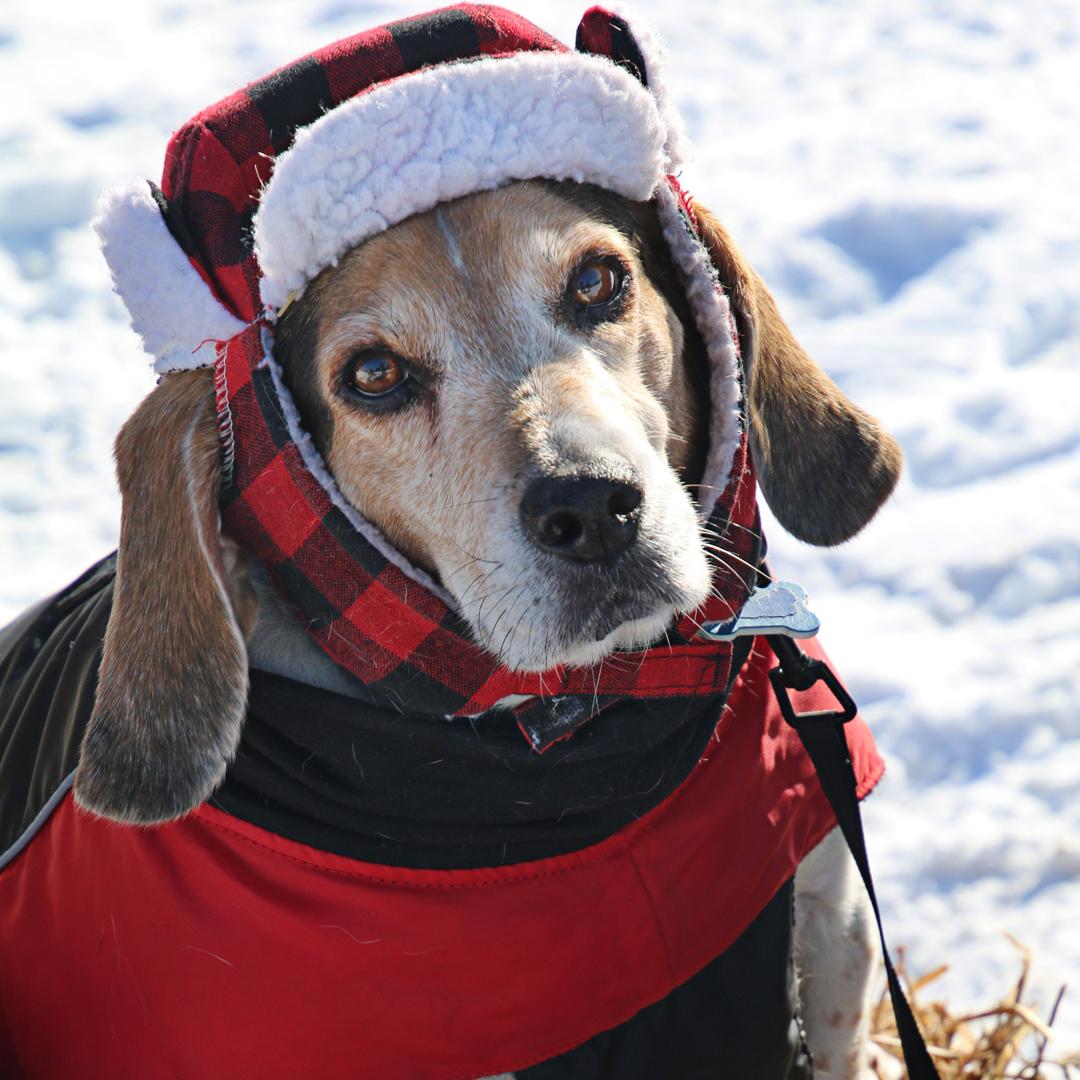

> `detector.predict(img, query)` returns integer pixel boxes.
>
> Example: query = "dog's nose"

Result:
[519,474,643,564]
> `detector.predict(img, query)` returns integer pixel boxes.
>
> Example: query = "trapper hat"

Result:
[95,5,693,371]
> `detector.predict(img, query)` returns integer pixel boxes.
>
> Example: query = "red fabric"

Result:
[576,6,616,59]
[0,639,883,1080]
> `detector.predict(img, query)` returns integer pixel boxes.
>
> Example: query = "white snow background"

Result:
[1,0,1078,1054]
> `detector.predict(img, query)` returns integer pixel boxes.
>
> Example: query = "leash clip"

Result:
[767,636,857,729]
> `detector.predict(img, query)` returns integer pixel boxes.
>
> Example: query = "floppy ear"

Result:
[75,368,256,824]
[691,201,902,546]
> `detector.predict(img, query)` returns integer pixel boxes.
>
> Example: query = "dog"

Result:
[89,181,895,1077]
[0,9,902,1079]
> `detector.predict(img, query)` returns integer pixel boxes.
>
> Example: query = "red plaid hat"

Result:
[94,5,759,745]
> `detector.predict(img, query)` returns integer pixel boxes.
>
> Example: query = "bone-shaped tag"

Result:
[697,581,820,642]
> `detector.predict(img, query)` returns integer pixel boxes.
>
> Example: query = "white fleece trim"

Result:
[95,179,247,373]
[254,50,669,312]
[258,326,456,607]
[654,181,744,516]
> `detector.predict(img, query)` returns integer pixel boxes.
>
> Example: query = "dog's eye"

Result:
[346,352,407,398]
[564,258,629,329]
[339,350,428,415]
[571,260,621,307]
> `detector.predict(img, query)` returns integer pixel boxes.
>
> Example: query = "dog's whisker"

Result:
[495,584,530,663]
[592,653,631,673]
[699,551,753,594]
[455,562,505,609]
[703,588,740,621]
[709,521,763,543]
[478,581,522,650]
[449,556,503,581]
[633,637,657,676]
[695,514,763,539]
[677,609,713,638]
[461,560,513,620]
[464,586,515,611]
[444,536,503,570]
[503,612,527,671]
[700,543,772,583]
[485,581,526,657]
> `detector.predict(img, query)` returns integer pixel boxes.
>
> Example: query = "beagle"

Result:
[75,180,899,1077]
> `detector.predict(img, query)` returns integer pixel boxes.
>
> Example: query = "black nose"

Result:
[520,474,643,564]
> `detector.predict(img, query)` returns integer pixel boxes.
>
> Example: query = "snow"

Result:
[2,0,1078,1053]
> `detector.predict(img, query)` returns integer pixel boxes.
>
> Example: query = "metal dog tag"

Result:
[697,581,820,642]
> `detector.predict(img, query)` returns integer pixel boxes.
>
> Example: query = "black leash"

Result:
[766,632,941,1080]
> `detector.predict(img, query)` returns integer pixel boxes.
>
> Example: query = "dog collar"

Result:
[93,5,763,747]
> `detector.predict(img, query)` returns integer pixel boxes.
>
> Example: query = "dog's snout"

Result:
[520,474,642,564]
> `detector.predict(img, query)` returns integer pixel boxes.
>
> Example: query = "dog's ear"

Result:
[74,368,256,825]
[691,201,902,546]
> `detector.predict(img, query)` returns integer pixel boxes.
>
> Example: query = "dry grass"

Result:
[870,936,1080,1079]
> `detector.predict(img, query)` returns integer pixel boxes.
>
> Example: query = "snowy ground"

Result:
[2,0,1078,1056]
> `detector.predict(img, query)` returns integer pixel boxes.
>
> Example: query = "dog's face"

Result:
[76,179,903,824]
[276,182,709,671]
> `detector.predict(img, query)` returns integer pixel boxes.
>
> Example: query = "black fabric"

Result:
[521,878,813,1080]
[771,635,940,1080]
[211,636,752,869]
[390,9,481,72]
[247,56,335,153]
[604,14,649,87]
[174,190,257,265]
[149,181,198,258]
[0,555,115,856]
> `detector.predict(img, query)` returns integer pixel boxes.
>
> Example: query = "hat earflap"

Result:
[94,179,246,374]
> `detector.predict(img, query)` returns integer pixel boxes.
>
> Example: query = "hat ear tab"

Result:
[74,369,256,825]
[690,200,903,546]
[94,179,247,375]
[575,7,650,86]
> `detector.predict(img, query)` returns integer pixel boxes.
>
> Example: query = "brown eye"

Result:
[571,260,620,307]
[347,352,406,397]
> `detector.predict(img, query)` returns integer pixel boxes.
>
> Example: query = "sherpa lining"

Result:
[254,49,670,312]
[654,182,744,516]
[94,179,246,373]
